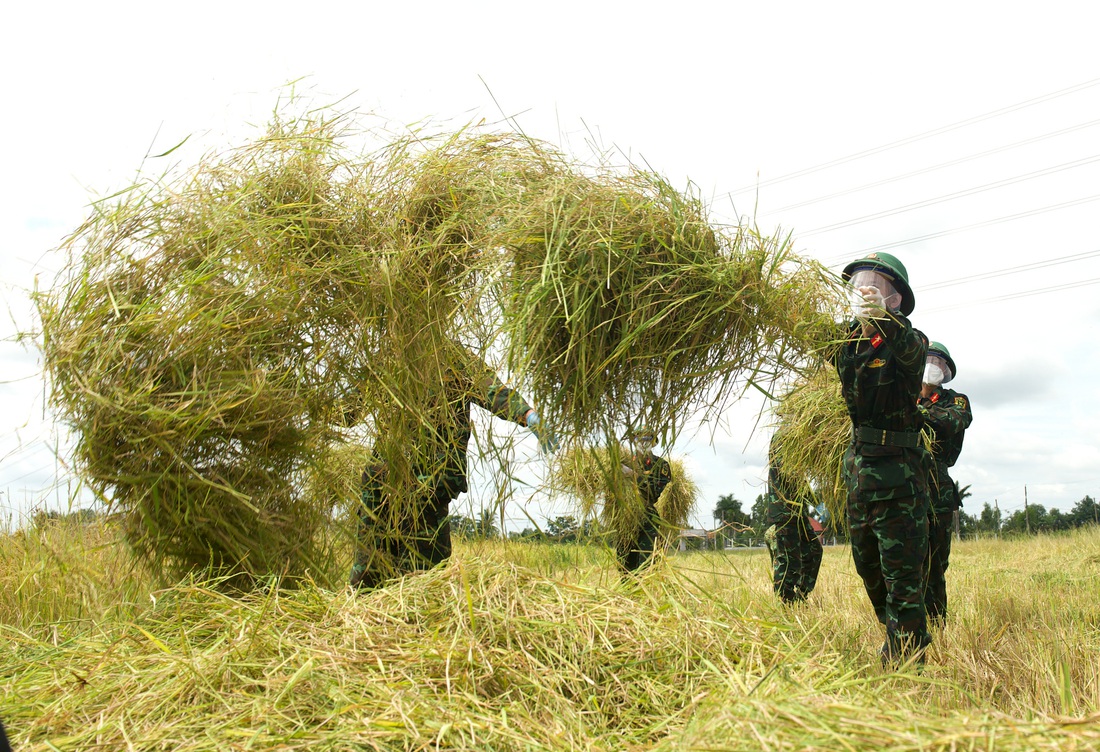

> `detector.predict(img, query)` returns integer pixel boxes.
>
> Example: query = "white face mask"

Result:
[925,354,953,384]
[923,363,945,386]
[848,268,903,312]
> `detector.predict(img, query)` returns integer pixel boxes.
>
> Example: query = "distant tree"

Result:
[750,493,769,537]
[957,509,978,538]
[713,494,751,547]
[1070,495,1100,528]
[957,484,972,509]
[510,526,545,542]
[449,513,479,539]
[546,515,581,542]
[477,508,500,539]
[976,502,1002,536]
[1003,504,1047,536]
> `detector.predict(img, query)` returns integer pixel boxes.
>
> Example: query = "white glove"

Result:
[621,463,635,477]
[857,285,888,320]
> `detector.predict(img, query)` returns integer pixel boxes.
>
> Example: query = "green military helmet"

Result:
[927,341,957,382]
[841,251,915,316]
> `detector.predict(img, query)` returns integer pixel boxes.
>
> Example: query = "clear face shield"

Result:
[923,354,954,386]
[847,267,903,318]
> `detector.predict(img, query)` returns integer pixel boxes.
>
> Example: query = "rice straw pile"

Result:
[551,444,698,550]
[36,111,390,586]
[36,102,841,585]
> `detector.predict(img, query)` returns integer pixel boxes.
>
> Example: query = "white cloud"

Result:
[3,1,1099,523]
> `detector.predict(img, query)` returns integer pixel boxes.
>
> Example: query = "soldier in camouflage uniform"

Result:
[350,350,556,589]
[764,429,823,603]
[834,251,931,664]
[917,341,972,625]
[617,428,673,573]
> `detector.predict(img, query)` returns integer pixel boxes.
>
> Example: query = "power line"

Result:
[922,275,1100,314]
[720,76,1100,196]
[837,193,1100,257]
[922,249,1100,291]
[799,154,1100,237]
[760,118,1100,216]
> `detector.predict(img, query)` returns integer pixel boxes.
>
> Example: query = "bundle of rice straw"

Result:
[552,445,698,551]
[36,101,842,586]
[36,110,390,585]
[770,366,850,521]
[495,166,840,448]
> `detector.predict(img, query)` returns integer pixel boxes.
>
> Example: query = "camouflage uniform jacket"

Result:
[421,357,534,495]
[833,316,929,502]
[918,386,972,512]
[633,451,672,507]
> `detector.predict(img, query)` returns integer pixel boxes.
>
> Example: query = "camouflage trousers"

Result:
[616,502,662,574]
[924,510,954,623]
[349,462,457,589]
[766,512,823,603]
[847,492,931,658]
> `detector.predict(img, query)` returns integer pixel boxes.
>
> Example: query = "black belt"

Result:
[853,425,921,449]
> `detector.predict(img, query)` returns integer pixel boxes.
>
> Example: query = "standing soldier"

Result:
[918,341,972,625]
[764,429,824,603]
[617,427,673,573]
[350,348,557,589]
[834,251,931,664]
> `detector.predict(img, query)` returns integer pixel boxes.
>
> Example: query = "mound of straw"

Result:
[7,530,1100,750]
[552,445,698,550]
[37,102,842,585]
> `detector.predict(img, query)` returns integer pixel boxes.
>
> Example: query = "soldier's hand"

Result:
[858,285,888,320]
[526,411,560,455]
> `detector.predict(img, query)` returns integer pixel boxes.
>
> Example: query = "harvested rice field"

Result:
[2,518,1099,750]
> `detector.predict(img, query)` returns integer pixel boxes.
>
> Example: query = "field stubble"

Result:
[1,519,1099,750]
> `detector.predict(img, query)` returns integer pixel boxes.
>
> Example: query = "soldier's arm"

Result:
[652,456,673,497]
[927,392,973,435]
[471,367,536,426]
[873,315,926,378]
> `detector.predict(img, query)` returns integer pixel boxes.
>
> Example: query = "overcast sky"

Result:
[3,1,1098,529]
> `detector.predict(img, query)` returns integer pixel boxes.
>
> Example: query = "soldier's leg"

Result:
[633,500,662,570]
[848,494,889,625]
[874,494,930,661]
[798,513,824,598]
[350,462,391,589]
[773,521,804,602]
[406,480,454,571]
[924,510,953,623]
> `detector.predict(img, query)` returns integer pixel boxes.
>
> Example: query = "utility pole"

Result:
[1024,485,1030,535]
[995,498,1000,539]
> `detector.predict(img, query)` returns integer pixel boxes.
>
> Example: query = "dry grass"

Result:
[2,520,1099,750]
